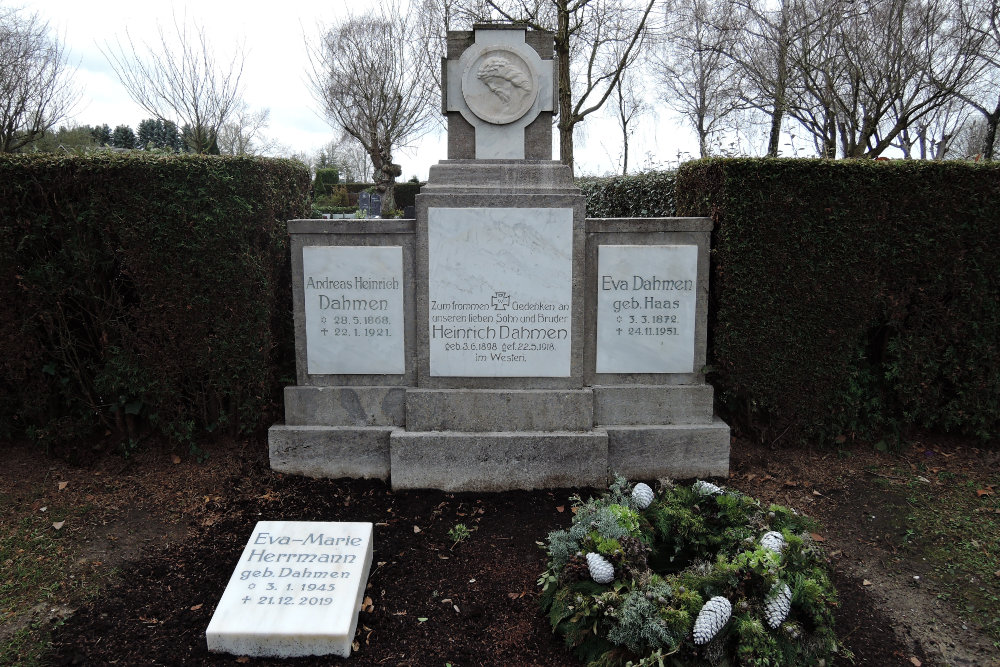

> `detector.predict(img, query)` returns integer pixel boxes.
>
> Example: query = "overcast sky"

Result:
[19,0,695,178]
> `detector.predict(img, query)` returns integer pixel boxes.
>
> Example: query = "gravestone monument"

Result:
[269,24,729,490]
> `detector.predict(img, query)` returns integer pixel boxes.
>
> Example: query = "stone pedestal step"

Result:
[405,388,593,432]
[389,430,608,491]
[269,425,391,480]
[606,419,731,480]
[269,420,732,490]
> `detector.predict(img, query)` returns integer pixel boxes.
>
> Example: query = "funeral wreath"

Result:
[538,477,844,666]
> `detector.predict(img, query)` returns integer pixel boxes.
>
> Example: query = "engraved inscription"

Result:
[596,245,698,374]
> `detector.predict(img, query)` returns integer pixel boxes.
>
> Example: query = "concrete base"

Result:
[594,384,714,425]
[283,386,405,427]
[268,425,392,480]
[390,430,608,491]
[405,389,593,431]
[606,418,730,480]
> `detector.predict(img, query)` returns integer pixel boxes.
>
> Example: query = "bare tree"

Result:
[102,15,245,154]
[0,5,78,152]
[309,3,435,214]
[609,66,648,173]
[834,0,979,157]
[728,0,834,157]
[217,104,274,156]
[654,0,745,158]
[955,0,1000,159]
[314,137,373,184]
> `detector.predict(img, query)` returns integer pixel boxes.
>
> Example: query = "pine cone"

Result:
[693,480,723,496]
[693,596,732,644]
[764,582,792,629]
[586,552,615,584]
[631,482,655,509]
[760,531,786,554]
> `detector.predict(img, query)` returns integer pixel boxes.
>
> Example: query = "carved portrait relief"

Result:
[462,48,538,125]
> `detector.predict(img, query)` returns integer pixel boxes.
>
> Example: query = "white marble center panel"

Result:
[596,245,698,374]
[303,246,404,375]
[206,521,374,658]
[428,207,573,377]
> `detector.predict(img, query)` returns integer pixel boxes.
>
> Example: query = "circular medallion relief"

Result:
[462,48,538,125]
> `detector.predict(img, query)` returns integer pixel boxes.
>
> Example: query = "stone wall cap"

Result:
[586,217,714,233]
[288,219,415,235]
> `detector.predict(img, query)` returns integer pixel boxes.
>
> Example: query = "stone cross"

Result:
[444,25,556,160]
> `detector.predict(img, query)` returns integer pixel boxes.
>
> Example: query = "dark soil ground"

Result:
[3,433,997,666]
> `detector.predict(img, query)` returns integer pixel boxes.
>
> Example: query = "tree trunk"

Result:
[555,2,574,171]
[767,107,784,157]
[983,109,999,160]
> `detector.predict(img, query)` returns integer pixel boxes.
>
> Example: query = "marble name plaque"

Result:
[303,246,404,375]
[206,521,374,658]
[596,245,698,374]
[428,207,573,377]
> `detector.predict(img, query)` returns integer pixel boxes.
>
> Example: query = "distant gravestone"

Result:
[206,521,373,658]
[403,205,415,219]
[370,193,382,217]
[358,191,370,216]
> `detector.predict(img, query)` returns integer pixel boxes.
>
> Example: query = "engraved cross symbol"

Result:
[321,328,329,336]
[492,292,510,311]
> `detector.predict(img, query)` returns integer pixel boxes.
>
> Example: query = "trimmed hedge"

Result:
[676,158,1000,444]
[578,171,676,218]
[0,153,310,448]
[313,167,340,194]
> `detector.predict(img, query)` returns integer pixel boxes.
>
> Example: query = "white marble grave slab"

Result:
[206,521,373,658]
[596,245,698,374]
[303,246,404,375]
[428,207,573,377]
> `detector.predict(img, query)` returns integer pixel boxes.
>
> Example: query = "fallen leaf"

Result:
[863,579,873,586]
[810,533,826,542]
[994,570,1000,578]
[437,554,449,559]
[362,596,375,612]
[783,480,799,488]
[58,481,68,491]
[413,525,421,533]
[812,490,823,497]
[556,505,565,513]
[910,658,922,666]
[189,603,203,611]
[171,454,181,464]
[236,657,250,664]
[52,521,65,530]
[417,617,428,623]
[977,488,993,497]
[352,640,360,652]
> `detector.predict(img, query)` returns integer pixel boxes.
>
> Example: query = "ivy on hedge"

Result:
[0,153,310,449]
[675,158,1000,444]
